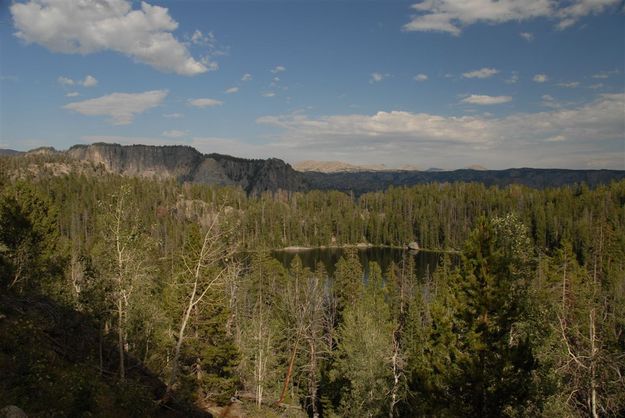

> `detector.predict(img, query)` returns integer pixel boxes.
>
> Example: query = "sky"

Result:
[0,0,624,170]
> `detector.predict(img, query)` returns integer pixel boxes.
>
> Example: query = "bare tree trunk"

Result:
[589,309,599,418]
[309,339,319,418]
[256,308,265,409]
[115,192,125,381]
[168,279,197,392]
[278,335,300,404]
[117,298,125,380]
[389,331,400,418]
[166,215,231,397]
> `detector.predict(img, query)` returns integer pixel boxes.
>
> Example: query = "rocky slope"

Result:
[67,143,307,194]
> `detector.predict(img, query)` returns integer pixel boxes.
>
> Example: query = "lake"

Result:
[270,247,446,281]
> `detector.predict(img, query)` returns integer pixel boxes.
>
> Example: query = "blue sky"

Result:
[0,0,623,169]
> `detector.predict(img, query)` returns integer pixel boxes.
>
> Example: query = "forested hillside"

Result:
[1,157,623,417]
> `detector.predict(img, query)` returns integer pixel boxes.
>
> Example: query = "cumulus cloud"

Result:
[241,73,252,81]
[533,73,549,83]
[255,93,624,168]
[162,130,189,138]
[82,75,98,87]
[65,92,79,97]
[64,90,168,125]
[461,94,512,105]
[520,32,534,41]
[271,65,286,74]
[58,75,98,87]
[370,72,389,83]
[403,0,620,35]
[462,67,499,79]
[188,98,223,108]
[262,91,276,98]
[225,87,239,94]
[11,0,211,75]
[57,76,74,86]
[414,73,428,81]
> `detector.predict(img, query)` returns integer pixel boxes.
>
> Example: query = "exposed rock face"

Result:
[66,143,307,194]
[67,144,204,180]
[208,154,306,195]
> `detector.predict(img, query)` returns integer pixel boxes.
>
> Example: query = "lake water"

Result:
[270,247,445,281]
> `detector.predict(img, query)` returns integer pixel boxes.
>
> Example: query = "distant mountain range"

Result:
[2,144,624,194]
[294,160,423,173]
[294,160,486,173]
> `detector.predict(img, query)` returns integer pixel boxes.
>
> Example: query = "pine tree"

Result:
[420,216,538,417]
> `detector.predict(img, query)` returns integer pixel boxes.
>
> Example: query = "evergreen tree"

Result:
[333,262,395,417]
[420,216,538,417]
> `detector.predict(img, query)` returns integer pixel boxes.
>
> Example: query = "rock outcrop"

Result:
[67,143,307,194]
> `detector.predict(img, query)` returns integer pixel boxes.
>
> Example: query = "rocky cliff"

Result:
[5,143,624,194]
[67,143,307,194]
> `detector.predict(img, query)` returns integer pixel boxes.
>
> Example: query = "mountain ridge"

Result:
[2,143,624,193]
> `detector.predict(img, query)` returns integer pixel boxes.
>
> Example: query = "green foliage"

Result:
[332,262,395,417]
[1,168,624,417]
[414,217,538,417]
[0,182,63,292]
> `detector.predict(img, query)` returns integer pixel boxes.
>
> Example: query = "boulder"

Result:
[1,406,28,418]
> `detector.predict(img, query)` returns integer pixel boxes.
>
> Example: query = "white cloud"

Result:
[403,0,620,35]
[262,92,276,98]
[225,87,239,94]
[188,98,223,108]
[64,90,168,125]
[592,69,619,79]
[163,112,183,118]
[557,81,580,88]
[462,67,499,79]
[370,72,389,83]
[162,130,189,138]
[65,92,79,97]
[545,134,566,142]
[414,73,428,81]
[271,65,286,74]
[11,0,211,76]
[461,94,512,105]
[520,32,534,41]
[57,76,74,86]
[533,73,549,83]
[58,75,97,87]
[82,75,98,87]
[190,30,216,47]
[241,73,252,81]
[255,93,624,168]
[541,94,560,108]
